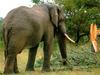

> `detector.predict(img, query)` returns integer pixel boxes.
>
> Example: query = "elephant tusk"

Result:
[64,33,75,43]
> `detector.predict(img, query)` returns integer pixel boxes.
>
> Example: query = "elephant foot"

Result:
[61,59,73,70]
[62,59,70,66]
[14,69,19,73]
[4,70,14,74]
[65,61,73,70]
[25,67,35,71]
[4,70,19,74]
[60,59,67,65]
[42,67,51,72]
[63,61,67,65]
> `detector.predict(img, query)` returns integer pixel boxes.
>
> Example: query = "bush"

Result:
[35,42,100,69]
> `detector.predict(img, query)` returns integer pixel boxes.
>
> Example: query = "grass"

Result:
[0,39,100,75]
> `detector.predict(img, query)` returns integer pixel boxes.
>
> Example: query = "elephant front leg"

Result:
[58,34,67,65]
[26,45,39,71]
[42,40,52,72]
[58,34,72,69]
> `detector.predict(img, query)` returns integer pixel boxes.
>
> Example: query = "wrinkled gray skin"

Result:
[3,4,67,74]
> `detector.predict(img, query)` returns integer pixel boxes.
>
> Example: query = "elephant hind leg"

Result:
[4,53,16,74]
[4,38,26,74]
[4,55,19,74]
[26,44,39,71]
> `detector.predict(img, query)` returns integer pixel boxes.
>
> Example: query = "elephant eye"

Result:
[58,14,65,23]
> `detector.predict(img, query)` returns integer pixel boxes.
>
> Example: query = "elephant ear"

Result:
[49,6,58,28]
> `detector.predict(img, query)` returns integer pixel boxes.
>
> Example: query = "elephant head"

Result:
[48,4,75,43]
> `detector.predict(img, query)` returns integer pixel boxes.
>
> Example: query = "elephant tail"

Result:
[3,26,12,59]
[3,26,11,50]
[3,28,7,49]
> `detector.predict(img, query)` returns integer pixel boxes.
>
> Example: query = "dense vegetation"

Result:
[54,0,100,42]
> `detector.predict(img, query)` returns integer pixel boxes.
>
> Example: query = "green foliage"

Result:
[75,0,100,9]
[55,0,77,12]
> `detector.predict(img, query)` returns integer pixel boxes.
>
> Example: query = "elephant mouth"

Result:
[64,33,75,43]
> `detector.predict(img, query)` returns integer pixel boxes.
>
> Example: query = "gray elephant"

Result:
[3,4,75,74]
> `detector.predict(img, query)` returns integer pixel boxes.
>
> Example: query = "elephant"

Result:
[3,4,75,74]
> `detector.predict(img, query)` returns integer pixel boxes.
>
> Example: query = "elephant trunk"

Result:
[64,33,75,43]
